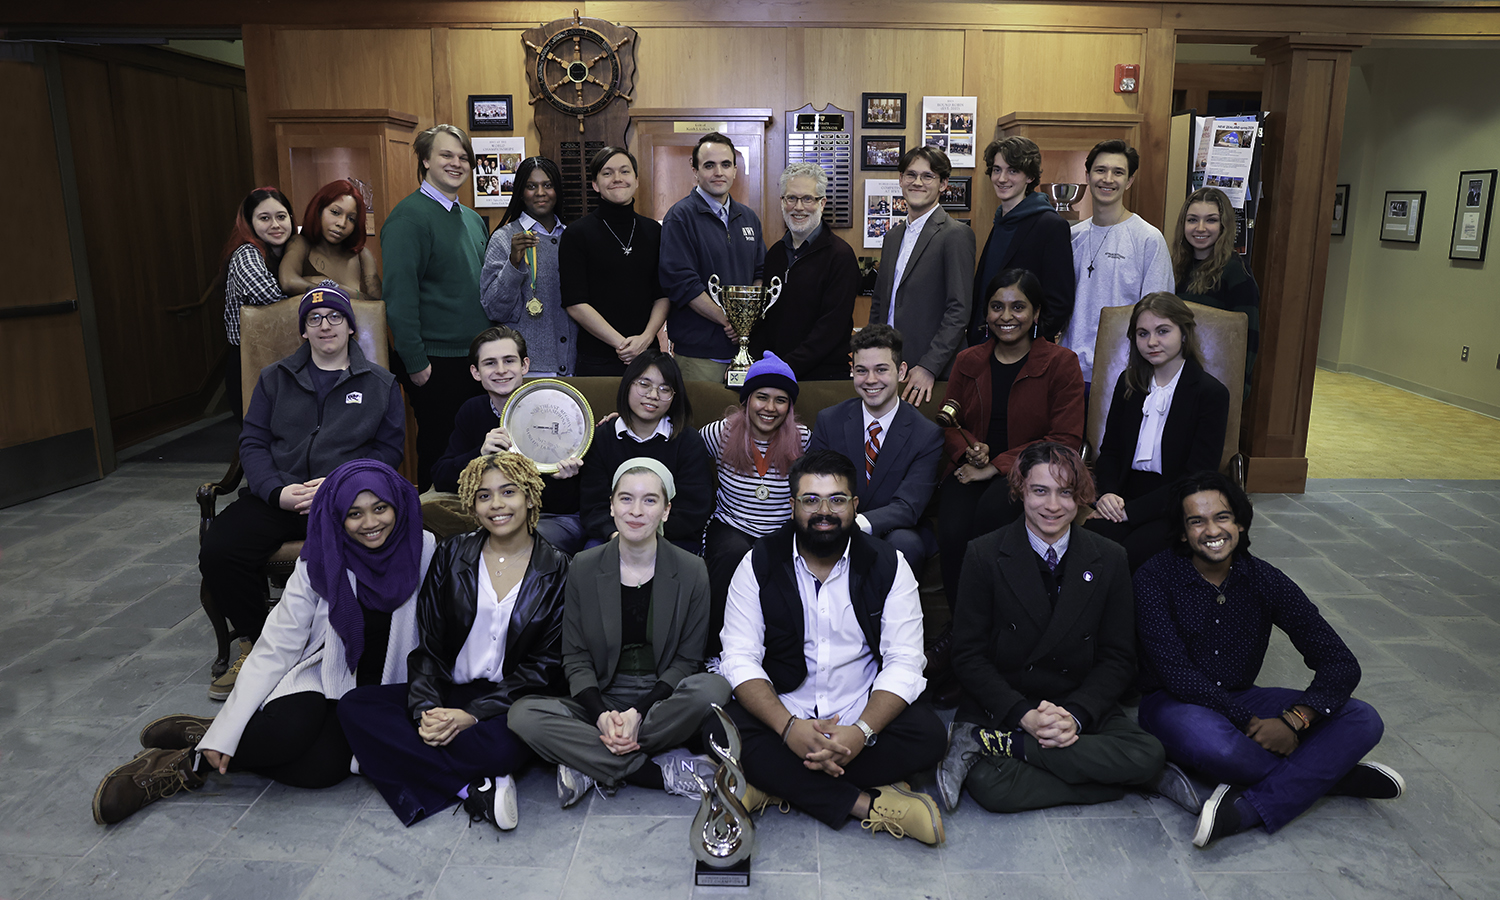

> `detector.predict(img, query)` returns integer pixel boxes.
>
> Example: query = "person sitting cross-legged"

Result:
[937,441,1165,813]
[707,449,948,845]
[1133,471,1403,848]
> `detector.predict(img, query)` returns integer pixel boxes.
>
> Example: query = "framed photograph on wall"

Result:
[1331,184,1350,236]
[861,93,906,129]
[468,94,513,131]
[940,176,971,211]
[1380,190,1425,244]
[861,135,905,171]
[1450,169,1496,261]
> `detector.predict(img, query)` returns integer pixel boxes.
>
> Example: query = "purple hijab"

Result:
[301,459,423,672]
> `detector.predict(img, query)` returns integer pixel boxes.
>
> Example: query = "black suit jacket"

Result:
[806,398,943,536]
[1094,358,1230,525]
[561,538,711,694]
[969,205,1076,343]
[950,521,1136,731]
[406,531,569,721]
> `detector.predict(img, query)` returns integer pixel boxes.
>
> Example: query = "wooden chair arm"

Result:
[197,453,245,541]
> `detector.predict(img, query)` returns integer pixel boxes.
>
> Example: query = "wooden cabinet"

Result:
[994,111,1143,224]
[627,108,774,223]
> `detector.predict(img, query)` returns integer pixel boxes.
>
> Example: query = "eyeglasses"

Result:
[305,311,345,326]
[781,195,824,208]
[632,379,675,398]
[900,171,940,185]
[795,494,851,512]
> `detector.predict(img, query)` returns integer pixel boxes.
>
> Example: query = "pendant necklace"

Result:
[1086,222,1117,278]
[603,217,637,257]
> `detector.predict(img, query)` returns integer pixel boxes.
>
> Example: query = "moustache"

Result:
[809,515,841,528]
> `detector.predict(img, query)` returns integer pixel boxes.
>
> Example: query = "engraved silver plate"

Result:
[500,379,595,474]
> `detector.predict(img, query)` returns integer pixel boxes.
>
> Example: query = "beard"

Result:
[795,514,855,557]
[781,210,819,242]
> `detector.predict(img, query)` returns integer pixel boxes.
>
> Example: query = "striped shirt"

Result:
[700,418,810,538]
[225,243,286,345]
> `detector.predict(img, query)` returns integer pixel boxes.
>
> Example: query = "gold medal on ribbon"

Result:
[526,297,543,317]
[524,235,542,317]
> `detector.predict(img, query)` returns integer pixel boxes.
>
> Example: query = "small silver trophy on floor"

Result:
[708,273,782,388]
[690,704,755,887]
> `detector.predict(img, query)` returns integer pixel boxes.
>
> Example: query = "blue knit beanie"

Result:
[739,351,799,403]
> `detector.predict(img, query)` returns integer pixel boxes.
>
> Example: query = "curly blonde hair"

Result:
[457,452,545,533]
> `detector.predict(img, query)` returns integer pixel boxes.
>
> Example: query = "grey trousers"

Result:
[963,709,1166,813]
[509,672,732,785]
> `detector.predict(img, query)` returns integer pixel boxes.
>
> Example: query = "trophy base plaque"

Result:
[695,858,751,887]
[725,368,748,389]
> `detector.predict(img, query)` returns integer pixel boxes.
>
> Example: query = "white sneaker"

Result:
[654,748,717,799]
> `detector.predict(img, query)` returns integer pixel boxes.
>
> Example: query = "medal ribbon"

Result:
[751,442,771,478]
[525,233,538,296]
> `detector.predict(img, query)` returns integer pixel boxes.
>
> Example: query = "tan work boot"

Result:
[92,747,206,825]
[208,640,252,701]
[139,713,215,750]
[741,783,790,816]
[861,783,945,846]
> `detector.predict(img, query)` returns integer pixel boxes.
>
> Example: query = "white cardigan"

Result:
[199,532,436,758]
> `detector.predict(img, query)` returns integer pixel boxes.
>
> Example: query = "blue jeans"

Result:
[1138,686,1384,832]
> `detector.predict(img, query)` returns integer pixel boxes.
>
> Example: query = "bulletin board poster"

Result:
[473,137,525,208]
[921,96,978,169]
[1200,116,1258,209]
[863,178,906,249]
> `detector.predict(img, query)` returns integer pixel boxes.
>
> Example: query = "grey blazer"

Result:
[807,398,943,536]
[561,537,712,695]
[868,207,977,379]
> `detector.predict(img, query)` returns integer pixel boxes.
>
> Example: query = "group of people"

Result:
[91,123,1401,856]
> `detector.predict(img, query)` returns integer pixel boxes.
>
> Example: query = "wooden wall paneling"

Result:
[273,29,436,132]
[1242,35,1365,493]
[244,24,282,186]
[801,27,966,250]
[1134,27,1177,230]
[446,27,542,221]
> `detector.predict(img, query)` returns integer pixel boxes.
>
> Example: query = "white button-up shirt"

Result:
[719,535,926,724]
[451,560,521,684]
[1132,363,1184,474]
[887,206,937,325]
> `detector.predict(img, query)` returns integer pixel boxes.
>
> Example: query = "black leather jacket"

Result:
[406,530,570,721]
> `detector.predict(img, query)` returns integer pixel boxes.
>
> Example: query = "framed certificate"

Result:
[500,379,594,473]
[1450,169,1496,261]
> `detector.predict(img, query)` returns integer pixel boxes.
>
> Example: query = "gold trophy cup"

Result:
[707,274,783,388]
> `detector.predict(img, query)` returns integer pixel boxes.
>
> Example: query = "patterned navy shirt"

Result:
[1133,551,1360,728]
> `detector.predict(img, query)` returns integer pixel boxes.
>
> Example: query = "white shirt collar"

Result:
[518,211,564,236]
[614,415,674,442]
[1025,524,1071,561]
[904,205,938,235]
[419,179,458,212]
[792,532,853,578]
[860,401,900,439]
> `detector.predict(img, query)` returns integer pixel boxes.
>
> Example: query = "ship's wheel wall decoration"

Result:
[523,10,639,222]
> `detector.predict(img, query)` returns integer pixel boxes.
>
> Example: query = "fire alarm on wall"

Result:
[1115,64,1140,93]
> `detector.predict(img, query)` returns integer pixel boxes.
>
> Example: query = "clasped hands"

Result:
[596,708,643,755]
[785,715,866,777]
[1020,700,1079,749]
[418,707,477,747]
[278,477,325,514]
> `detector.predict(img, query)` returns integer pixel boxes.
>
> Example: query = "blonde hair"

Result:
[1171,187,1238,295]
[457,453,544,533]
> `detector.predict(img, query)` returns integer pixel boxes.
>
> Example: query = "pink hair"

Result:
[717,403,804,477]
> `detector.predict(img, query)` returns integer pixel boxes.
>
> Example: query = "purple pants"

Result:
[1138,686,1384,832]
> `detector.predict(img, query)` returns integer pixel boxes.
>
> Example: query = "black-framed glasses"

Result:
[795,494,851,512]
[305,311,345,327]
[781,194,824,208]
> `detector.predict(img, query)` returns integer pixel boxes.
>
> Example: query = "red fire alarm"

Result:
[1115,64,1140,93]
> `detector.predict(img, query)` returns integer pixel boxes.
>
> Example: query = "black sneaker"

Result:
[1193,784,1247,848]
[457,775,518,832]
[1330,761,1405,800]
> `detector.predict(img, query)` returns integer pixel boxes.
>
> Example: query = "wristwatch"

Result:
[854,719,877,747]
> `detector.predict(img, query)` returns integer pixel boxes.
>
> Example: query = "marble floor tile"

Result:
[434,864,568,900]
[1403,731,1500,820]
[1442,872,1500,900]
[1357,573,1487,617]
[168,858,322,900]
[1376,640,1500,694]
[943,872,1083,900]
[1047,817,1204,900]
[37,802,248,899]
[938,806,1061,872]
[558,815,701,900]
[1194,872,1338,900]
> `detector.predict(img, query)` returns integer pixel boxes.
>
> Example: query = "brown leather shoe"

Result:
[92,747,206,826]
[139,714,215,750]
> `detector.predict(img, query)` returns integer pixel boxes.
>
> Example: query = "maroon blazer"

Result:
[939,337,1085,479]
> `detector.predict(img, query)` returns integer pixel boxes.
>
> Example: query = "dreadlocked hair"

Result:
[457,452,545,534]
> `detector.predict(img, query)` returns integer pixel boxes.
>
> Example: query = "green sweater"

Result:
[380,188,490,371]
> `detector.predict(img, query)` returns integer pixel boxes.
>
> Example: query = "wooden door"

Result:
[0,59,105,507]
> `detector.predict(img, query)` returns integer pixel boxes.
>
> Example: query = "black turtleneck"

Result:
[558,199,665,375]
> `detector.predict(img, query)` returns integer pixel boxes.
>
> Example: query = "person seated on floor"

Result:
[708,449,948,846]
[199,284,405,702]
[937,441,1165,813]
[1133,471,1403,849]
[510,459,732,807]
[278,179,382,301]
[1085,293,1229,571]
[807,324,943,577]
[579,349,714,554]
[337,452,570,833]
[426,326,583,552]
[700,352,809,655]
[94,460,433,825]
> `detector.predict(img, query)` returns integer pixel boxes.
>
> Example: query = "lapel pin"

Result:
[1083,571,1094,582]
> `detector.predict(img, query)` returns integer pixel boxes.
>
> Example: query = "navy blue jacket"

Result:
[658,189,765,360]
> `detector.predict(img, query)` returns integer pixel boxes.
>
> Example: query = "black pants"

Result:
[938,473,1023,611]
[230,691,353,789]
[1083,468,1171,571]
[702,700,947,829]
[396,353,483,491]
[199,489,309,641]
[225,343,245,424]
[703,520,757,658]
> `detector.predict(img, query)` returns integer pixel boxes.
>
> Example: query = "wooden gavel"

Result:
[935,398,980,450]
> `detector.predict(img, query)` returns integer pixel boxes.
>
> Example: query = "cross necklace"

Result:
[1086,221,1119,278]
